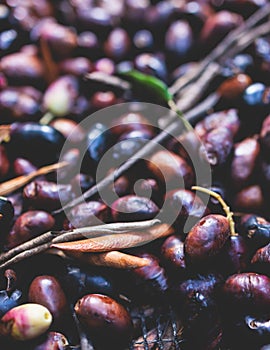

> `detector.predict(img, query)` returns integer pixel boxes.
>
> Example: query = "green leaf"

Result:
[121,70,173,103]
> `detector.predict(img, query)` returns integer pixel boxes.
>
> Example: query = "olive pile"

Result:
[0,0,269,349]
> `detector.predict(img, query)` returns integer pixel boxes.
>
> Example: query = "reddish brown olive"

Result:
[218,74,252,100]
[111,195,159,222]
[28,275,70,329]
[184,214,230,265]
[251,243,270,277]
[231,136,260,189]
[148,150,194,189]
[67,201,109,228]
[23,180,73,211]
[13,157,37,176]
[222,272,270,313]
[59,57,93,77]
[74,294,133,347]
[5,210,55,249]
[195,109,240,140]
[234,185,264,213]
[161,235,186,272]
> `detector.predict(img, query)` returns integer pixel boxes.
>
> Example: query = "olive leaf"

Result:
[121,70,173,103]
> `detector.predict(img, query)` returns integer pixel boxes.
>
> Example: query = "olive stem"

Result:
[39,111,55,125]
[192,186,237,236]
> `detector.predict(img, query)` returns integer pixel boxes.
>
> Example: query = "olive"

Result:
[160,235,186,274]
[28,275,70,329]
[67,201,109,228]
[243,82,267,106]
[133,30,154,52]
[50,118,85,144]
[134,53,168,82]
[234,185,264,213]
[222,272,270,314]
[13,157,37,176]
[148,150,194,190]
[104,28,131,61]
[71,173,95,196]
[251,243,270,277]
[5,210,55,249]
[239,214,270,250]
[164,189,208,233]
[23,180,73,211]
[7,122,65,166]
[74,294,133,348]
[59,57,93,77]
[111,195,159,222]
[33,332,69,350]
[230,136,260,189]
[0,197,14,239]
[165,20,193,58]
[184,214,230,266]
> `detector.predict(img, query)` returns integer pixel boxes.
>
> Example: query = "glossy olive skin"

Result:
[199,127,234,166]
[195,109,240,140]
[239,214,270,251]
[164,189,208,233]
[74,294,133,348]
[160,235,186,274]
[184,214,230,265]
[71,173,95,196]
[131,253,168,300]
[133,178,164,207]
[66,201,109,228]
[28,275,70,329]
[251,243,270,277]
[13,157,37,176]
[33,332,69,350]
[234,185,264,213]
[23,180,73,211]
[5,210,55,249]
[8,122,65,166]
[219,234,250,275]
[231,136,260,189]
[111,195,159,222]
[222,273,270,314]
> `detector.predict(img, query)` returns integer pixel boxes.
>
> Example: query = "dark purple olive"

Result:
[231,136,260,189]
[164,189,208,233]
[234,185,264,213]
[134,53,167,82]
[111,195,159,222]
[104,28,131,61]
[222,272,270,314]
[165,20,193,58]
[28,275,70,329]
[184,214,230,265]
[13,157,37,176]
[260,114,270,156]
[7,122,65,166]
[133,30,154,52]
[0,145,10,179]
[239,214,270,251]
[148,150,194,189]
[243,82,267,106]
[83,123,113,169]
[59,57,93,77]
[66,201,109,228]
[111,138,149,164]
[220,234,250,275]
[6,193,23,220]
[64,265,118,302]
[94,57,115,74]
[0,52,44,84]
[71,173,95,196]
[23,180,73,211]
[161,235,186,273]
[132,253,168,298]
[195,108,240,140]
[0,88,41,121]
[110,175,131,198]
[251,243,270,277]
[199,127,234,166]
[5,210,55,249]
[74,294,133,348]
[33,332,69,350]
[133,178,164,207]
